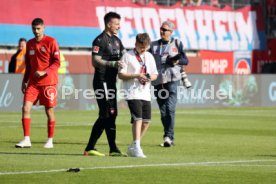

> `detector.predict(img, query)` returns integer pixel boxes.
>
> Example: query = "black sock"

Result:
[85,118,104,151]
[104,116,119,153]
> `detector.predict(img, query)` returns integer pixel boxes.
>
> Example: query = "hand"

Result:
[166,54,181,66]
[166,59,179,67]
[115,60,123,68]
[108,60,123,68]
[21,82,27,93]
[171,60,179,66]
[34,71,46,78]
[137,73,150,85]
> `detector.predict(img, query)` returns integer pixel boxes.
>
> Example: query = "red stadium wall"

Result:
[1,50,274,74]
[0,52,202,74]
[0,52,93,74]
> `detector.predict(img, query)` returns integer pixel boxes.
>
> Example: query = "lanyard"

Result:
[159,42,169,56]
[134,49,145,66]
[134,49,147,74]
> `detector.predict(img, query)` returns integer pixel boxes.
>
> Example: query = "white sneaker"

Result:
[132,148,146,158]
[15,139,32,148]
[44,139,54,148]
[163,137,172,147]
[127,144,135,157]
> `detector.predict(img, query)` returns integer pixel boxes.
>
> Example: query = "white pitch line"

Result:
[0,159,275,176]
[220,164,276,167]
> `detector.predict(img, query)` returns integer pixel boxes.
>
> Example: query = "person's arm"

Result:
[119,68,154,82]
[148,53,158,81]
[92,54,121,68]
[44,40,60,75]
[118,53,148,81]
[177,40,189,65]
[8,54,17,73]
[119,39,127,56]
[149,73,157,81]
[118,72,148,81]
[22,49,30,93]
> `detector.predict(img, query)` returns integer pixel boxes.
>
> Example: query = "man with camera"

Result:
[149,20,190,147]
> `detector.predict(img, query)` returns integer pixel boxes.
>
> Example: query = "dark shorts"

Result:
[93,81,117,118]
[127,100,151,123]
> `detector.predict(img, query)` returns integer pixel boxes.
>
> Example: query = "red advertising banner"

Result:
[185,56,203,74]
[200,51,233,74]
[0,51,201,74]
[0,0,266,51]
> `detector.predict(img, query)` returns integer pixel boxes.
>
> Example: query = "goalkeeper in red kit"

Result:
[15,18,60,149]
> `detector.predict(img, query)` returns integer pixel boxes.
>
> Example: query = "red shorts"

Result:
[24,84,57,107]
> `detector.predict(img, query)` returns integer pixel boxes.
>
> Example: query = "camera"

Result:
[166,54,181,67]
[145,73,151,80]
[139,73,151,85]
[181,71,192,88]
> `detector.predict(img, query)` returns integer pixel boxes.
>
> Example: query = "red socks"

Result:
[22,118,31,136]
[48,120,55,138]
[22,118,55,138]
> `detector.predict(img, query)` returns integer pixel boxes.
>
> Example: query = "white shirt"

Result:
[119,49,158,101]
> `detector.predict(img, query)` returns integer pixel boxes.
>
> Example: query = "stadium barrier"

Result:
[2,49,276,75]
[0,74,275,112]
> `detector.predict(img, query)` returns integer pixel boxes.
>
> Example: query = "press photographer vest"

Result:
[150,38,182,86]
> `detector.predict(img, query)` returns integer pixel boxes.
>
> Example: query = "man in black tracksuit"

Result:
[84,12,126,157]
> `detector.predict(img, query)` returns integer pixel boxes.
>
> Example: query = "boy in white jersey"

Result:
[118,33,158,158]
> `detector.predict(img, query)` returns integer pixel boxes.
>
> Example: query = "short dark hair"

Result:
[136,33,151,46]
[18,38,27,43]
[32,18,44,26]
[104,12,120,26]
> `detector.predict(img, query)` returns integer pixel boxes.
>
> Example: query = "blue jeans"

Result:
[154,80,179,141]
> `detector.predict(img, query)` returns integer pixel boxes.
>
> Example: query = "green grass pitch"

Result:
[0,107,276,184]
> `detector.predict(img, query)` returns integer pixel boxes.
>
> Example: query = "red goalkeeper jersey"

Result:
[23,35,60,86]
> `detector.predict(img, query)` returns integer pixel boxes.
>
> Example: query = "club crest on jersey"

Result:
[172,47,178,53]
[110,108,116,115]
[40,46,46,52]
[30,50,35,55]
[93,46,99,53]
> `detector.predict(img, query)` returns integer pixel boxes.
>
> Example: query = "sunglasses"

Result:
[160,27,171,32]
